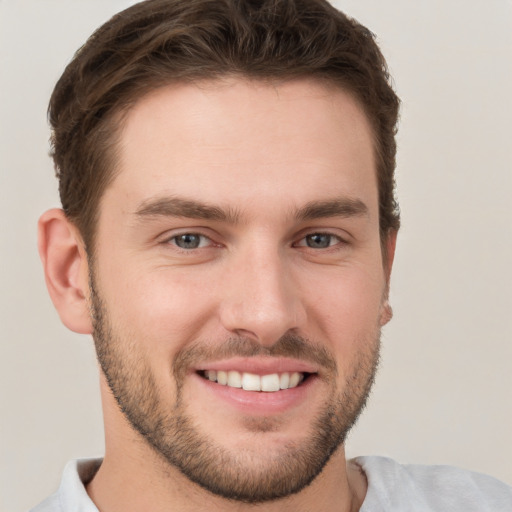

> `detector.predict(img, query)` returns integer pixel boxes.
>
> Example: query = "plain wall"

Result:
[1,1,510,511]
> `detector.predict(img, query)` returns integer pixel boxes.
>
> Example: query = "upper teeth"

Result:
[204,370,304,392]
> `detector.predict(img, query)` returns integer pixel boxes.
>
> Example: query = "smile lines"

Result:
[200,370,306,392]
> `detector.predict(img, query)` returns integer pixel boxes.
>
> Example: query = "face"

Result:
[89,78,392,502]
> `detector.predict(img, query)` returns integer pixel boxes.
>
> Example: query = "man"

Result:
[31,0,511,510]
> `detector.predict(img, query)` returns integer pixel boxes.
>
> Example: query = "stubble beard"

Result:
[89,275,381,504]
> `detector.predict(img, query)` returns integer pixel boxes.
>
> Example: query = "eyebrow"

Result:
[135,196,241,223]
[295,197,369,221]
[134,195,368,224]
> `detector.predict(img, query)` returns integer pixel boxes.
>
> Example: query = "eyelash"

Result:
[167,233,213,250]
[164,231,347,251]
[294,232,345,249]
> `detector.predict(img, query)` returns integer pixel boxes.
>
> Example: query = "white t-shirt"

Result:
[30,456,512,511]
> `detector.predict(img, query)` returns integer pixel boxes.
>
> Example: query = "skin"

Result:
[39,78,396,512]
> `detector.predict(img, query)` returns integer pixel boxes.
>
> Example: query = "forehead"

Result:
[107,78,377,219]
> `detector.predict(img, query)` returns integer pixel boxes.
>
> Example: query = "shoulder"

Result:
[353,455,512,512]
[29,492,61,512]
[29,458,102,512]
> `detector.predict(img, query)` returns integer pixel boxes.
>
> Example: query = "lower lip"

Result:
[192,373,318,415]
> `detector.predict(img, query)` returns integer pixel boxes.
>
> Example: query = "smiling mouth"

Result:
[198,370,311,392]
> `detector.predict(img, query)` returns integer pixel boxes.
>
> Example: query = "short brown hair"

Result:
[49,0,400,253]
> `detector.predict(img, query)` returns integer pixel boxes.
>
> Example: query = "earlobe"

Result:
[379,299,393,326]
[38,209,93,334]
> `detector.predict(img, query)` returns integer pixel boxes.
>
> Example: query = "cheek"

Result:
[303,264,385,345]
[99,261,220,353]
[304,270,383,391]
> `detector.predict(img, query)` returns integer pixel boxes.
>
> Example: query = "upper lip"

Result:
[194,357,319,375]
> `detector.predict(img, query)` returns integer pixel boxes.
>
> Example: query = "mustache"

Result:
[173,332,338,382]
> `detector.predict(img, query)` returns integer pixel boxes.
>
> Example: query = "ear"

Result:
[380,229,398,326]
[38,209,93,334]
[383,229,397,283]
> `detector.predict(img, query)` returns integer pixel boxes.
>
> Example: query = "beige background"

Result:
[1,1,511,511]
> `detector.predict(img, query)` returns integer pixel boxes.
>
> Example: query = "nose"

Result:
[219,244,306,346]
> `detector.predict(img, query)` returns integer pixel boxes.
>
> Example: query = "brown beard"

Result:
[89,273,380,503]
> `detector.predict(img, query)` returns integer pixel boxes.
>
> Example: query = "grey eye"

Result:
[173,233,203,249]
[305,233,335,248]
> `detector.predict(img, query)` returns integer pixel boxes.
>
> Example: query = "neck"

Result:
[87,450,366,512]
